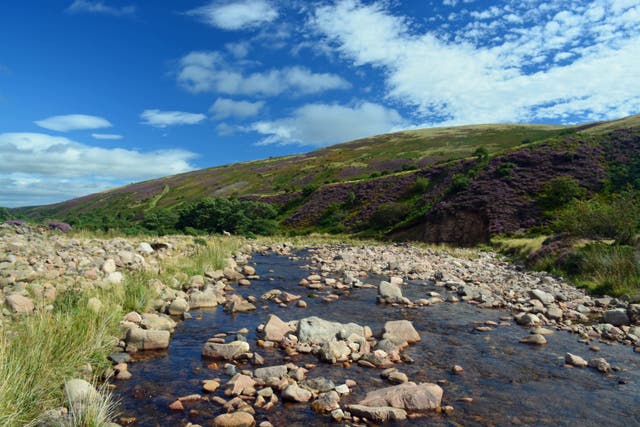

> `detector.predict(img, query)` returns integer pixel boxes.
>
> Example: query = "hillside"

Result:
[12,114,640,245]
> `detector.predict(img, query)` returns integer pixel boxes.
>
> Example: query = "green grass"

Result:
[492,235,549,259]
[0,234,245,426]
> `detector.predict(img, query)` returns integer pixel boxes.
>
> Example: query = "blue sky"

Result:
[1,0,639,207]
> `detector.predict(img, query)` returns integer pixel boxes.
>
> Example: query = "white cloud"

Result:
[186,0,278,30]
[91,133,123,140]
[177,51,350,96]
[140,109,207,128]
[35,114,112,132]
[67,0,135,16]
[0,132,196,207]
[225,41,250,58]
[210,98,264,119]
[250,101,405,146]
[313,0,640,125]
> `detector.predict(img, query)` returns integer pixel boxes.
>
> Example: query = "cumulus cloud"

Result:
[35,114,113,132]
[0,132,196,207]
[210,98,264,119]
[140,109,206,127]
[91,133,123,140]
[177,51,350,96]
[186,0,278,30]
[313,0,640,125]
[250,101,405,146]
[67,0,136,16]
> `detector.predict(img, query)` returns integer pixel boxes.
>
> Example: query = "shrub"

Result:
[552,193,639,245]
[537,176,586,211]
[473,146,489,161]
[449,174,471,193]
[368,202,409,231]
[496,162,516,177]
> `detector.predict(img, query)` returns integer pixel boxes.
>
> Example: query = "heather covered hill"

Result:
[11,114,640,246]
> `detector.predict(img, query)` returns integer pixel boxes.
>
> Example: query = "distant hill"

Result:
[13,114,640,244]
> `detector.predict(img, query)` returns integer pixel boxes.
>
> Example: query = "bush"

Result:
[473,146,489,161]
[496,162,516,177]
[537,176,586,211]
[449,174,471,193]
[177,198,278,236]
[368,202,409,231]
[552,193,639,245]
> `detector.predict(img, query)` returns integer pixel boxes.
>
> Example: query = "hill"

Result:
[11,114,640,245]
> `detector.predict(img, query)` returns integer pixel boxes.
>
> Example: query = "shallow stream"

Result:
[114,251,640,426]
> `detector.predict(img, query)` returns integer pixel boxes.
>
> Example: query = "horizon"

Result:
[1,0,639,207]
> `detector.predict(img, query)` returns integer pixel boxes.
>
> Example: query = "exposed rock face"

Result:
[358,382,443,411]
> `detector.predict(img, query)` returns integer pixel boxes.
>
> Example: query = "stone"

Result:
[105,272,124,285]
[516,313,541,327]
[358,382,443,411]
[5,294,34,313]
[254,365,288,381]
[141,313,176,332]
[102,259,116,273]
[125,328,170,350]
[263,314,294,342]
[168,297,189,316]
[297,317,365,345]
[529,289,555,305]
[137,243,154,255]
[603,309,629,326]
[378,281,405,304]
[319,339,351,363]
[87,297,102,314]
[189,290,222,309]
[243,266,256,276]
[226,374,257,396]
[64,379,98,409]
[565,353,588,367]
[168,400,184,410]
[628,304,640,324]
[382,320,421,346]
[589,358,611,373]
[212,412,255,427]
[311,391,340,414]
[519,334,547,345]
[348,404,407,422]
[202,341,250,360]
[202,380,220,392]
[282,384,312,402]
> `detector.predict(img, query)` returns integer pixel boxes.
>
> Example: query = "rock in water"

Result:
[519,334,547,345]
[202,340,250,360]
[378,281,405,304]
[382,320,421,346]
[348,404,407,422]
[603,309,629,326]
[358,382,443,411]
[212,412,255,427]
[565,353,588,367]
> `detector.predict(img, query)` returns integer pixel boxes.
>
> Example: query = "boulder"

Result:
[519,334,547,345]
[358,382,443,411]
[202,340,250,360]
[282,384,312,402]
[141,313,176,332]
[603,309,629,326]
[319,339,351,363]
[254,365,288,382]
[188,289,223,308]
[628,304,640,324]
[212,412,255,427]
[125,328,170,350]
[263,314,295,342]
[297,317,365,345]
[64,379,98,409]
[529,289,555,305]
[311,391,340,414]
[378,281,405,304]
[5,294,34,313]
[226,374,257,396]
[348,404,407,422]
[168,297,189,316]
[565,353,588,367]
[382,320,420,346]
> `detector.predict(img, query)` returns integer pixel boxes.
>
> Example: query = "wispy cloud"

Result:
[0,132,196,207]
[186,0,278,30]
[251,101,405,146]
[210,98,264,119]
[67,0,136,16]
[35,114,112,132]
[313,0,640,125]
[140,109,206,128]
[177,51,350,96]
[91,133,123,140]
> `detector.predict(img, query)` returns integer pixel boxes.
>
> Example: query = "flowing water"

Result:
[113,251,640,426]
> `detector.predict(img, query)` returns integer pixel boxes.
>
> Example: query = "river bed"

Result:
[113,251,640,426]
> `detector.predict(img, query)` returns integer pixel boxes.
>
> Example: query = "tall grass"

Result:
[565,243,640,297]
[163,236,245,277]
[0,296,119,426]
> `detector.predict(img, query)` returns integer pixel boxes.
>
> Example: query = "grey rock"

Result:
[348,405,407,422]
[382,320,421,346]
[126,328,170,350]
[358,382,443,411]
[603,308,629,326]
[529,289,555,305]
[202,340,250,360]
[297,317,365,345]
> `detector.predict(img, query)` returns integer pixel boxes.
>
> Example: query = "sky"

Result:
[1,0,639,207]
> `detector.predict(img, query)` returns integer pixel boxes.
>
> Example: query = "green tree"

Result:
[537,176,587,211]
